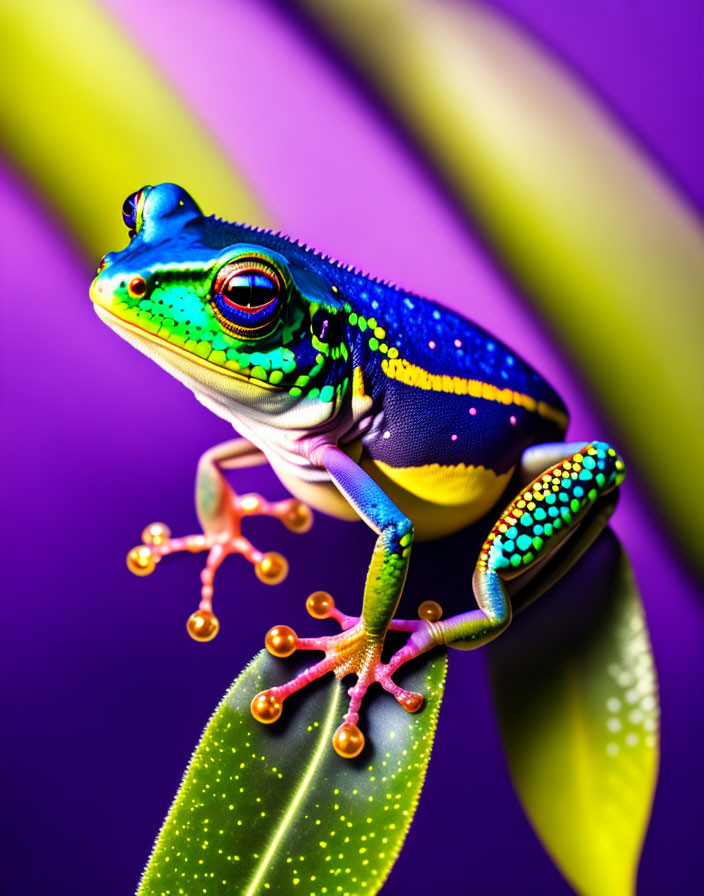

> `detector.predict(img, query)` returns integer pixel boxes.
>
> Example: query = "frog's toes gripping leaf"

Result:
[488,531,659,896]
[251,591,438,759]
[137,648,446,896]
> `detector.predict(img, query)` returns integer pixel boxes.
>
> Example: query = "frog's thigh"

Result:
[360,458,514,540]
[430,441,626,650]
[520,441,596,483]
[195,438,267,531]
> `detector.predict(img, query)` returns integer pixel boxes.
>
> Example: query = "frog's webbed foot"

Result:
[125,495,313,641]
[250,594,444,758]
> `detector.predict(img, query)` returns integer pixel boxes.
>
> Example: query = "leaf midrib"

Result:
[243,683,342,895]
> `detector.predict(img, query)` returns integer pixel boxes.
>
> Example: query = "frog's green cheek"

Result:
[92,302,284,402]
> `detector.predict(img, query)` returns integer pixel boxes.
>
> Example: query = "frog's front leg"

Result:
[126,438,313,640]
[251,445,418,758]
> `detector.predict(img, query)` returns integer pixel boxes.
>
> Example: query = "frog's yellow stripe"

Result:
[351,365,373,417]
[381,357,568,429]
[361,458,514,540]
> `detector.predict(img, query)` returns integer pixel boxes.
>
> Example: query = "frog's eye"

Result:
[211,259,284,339]
[219,270,279,309]
[121,188,148,235]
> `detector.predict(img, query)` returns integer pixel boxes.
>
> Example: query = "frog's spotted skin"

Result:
[92,184,626,756]
[481,442,626,575]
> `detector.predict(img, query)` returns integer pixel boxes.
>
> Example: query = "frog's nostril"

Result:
[128,276,147,298]
[89,276,110,307]
[96,255,109,274]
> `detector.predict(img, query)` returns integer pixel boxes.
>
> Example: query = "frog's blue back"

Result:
[344,276,568,477]
[195,212,568,476]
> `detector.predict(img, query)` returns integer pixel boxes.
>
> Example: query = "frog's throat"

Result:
[92,302,282,393]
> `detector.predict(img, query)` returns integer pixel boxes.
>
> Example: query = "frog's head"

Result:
[90,183,351,429]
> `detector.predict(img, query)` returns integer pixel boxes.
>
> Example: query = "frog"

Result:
[90,183,626,758]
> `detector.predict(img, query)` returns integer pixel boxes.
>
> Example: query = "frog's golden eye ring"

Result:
[211,258,284,340]
[121,187,148,235]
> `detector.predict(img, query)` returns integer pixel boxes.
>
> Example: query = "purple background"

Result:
[2,2,703,894]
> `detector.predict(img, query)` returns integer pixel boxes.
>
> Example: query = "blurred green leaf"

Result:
[138,648,446,896]
[488,532,659,896]
[0,0,268,259]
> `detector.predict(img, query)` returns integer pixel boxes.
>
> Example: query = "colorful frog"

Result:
[90,183,625,758]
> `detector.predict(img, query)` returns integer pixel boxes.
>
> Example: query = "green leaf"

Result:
[138,648,447,896]
[488,532,659,896]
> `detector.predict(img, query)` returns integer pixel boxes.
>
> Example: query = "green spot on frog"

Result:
[516,534,532,552]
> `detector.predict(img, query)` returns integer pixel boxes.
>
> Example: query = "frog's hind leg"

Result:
[125,438,313,641]
[384,441,626,671]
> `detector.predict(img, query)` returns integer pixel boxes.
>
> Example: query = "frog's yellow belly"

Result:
[274,454,514,541]
[361,458,514,539]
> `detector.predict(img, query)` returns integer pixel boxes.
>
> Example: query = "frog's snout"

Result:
[90,274,112,309]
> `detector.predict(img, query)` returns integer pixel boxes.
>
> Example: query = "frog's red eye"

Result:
[218,269,279,312]
[128,276,147,298]
[211,259,284,339]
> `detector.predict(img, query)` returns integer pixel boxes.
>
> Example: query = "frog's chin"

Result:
[92,303,296,426]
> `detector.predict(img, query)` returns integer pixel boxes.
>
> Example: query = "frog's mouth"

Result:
[91,290,283,393]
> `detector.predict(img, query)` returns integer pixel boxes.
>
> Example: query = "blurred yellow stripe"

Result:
[298,0,704,574]
[0,0,269,258]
